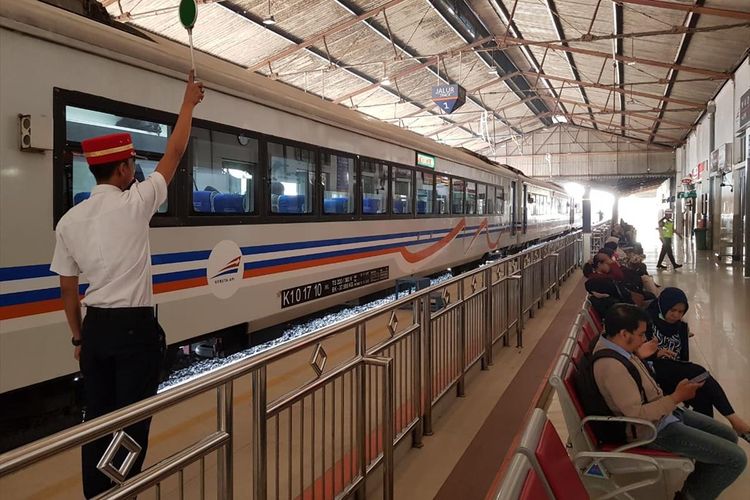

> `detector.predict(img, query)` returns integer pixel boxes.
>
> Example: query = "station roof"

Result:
[100,0,749,160]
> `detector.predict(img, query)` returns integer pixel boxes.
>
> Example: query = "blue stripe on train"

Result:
[0,223,507,284]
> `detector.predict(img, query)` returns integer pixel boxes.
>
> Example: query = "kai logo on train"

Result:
[207,240,243,299]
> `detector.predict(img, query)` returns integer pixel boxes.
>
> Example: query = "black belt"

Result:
[86,306,155,320]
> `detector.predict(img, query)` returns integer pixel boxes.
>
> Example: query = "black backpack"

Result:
[574,347,646,444]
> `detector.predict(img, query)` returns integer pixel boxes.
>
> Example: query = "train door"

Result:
[511,181,517,236]
[522,184,528,234]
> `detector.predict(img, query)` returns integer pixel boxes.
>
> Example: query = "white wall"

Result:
[675,56,749,251]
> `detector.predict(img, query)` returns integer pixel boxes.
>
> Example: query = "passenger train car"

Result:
[0,1,580,416]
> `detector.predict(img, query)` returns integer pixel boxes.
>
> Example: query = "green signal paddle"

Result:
[179,0,199,77]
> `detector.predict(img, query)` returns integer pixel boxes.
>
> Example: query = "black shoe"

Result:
[673,264,683,269]
[656,265,667,269]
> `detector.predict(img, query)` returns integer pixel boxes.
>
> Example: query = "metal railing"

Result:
[590,220,612,255]
[0,231,582,500]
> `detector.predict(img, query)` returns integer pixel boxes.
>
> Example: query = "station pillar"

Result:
[611,193,620,229]
[745,129,750,278]
[583,186,592,262]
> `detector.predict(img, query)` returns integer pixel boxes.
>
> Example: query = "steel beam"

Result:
[648,0,703,143]
[613,1,627,134]
[493,37,729,79]
[554,98,698,126]
[331,0,524,133]
[217,2,485,142]
[614,0,750,21]
[486,0,566,123]
[520,71,704,108]
[246,0,409,72]
[542,0,597,129]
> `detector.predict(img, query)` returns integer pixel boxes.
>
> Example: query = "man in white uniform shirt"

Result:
[51,72,203,498]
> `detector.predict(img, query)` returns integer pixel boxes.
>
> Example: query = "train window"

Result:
[392,167,413,214]
[191,128,258,214]
[451,178,465,214]
[321,153,355,215]
[465,182,476,215]
[66,106,168,213]
[486,186,495,215]
[436,175,450,215]
[269,142,315,214]
[476,184,487,215]
[361,160,388,214]
[496,186,505,216]
[416,171,434,214]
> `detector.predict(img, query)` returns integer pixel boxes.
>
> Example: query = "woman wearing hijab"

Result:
[647,287,750,442]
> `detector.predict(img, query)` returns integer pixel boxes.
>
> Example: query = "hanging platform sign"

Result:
[432,84,466,114]
[416,152,436,169]
[678,191,697,199]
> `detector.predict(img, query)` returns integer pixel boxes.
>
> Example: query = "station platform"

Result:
[386,235,749,499]
[382,269,587,499]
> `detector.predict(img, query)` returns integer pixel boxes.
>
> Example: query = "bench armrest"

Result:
[580,415,658,452]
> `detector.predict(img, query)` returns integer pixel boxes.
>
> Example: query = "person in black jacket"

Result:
[647,287,750,442]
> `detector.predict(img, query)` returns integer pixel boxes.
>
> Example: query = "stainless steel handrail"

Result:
[0,230,582,499]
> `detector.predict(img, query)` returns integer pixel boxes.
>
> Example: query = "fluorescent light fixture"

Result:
[381,77,391,86]
[262,15,276,25]
[551,115,568,124]
[223,168,252,180]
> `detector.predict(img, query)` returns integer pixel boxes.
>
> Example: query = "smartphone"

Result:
[689,372,710,384]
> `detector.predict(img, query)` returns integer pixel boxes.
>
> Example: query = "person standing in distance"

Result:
[656,209,682,270]
[50,71,204,498]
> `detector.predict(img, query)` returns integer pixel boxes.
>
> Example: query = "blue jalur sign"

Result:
[432,84,466,114]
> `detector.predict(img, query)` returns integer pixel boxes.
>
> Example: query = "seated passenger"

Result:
[595,250,625,282]
[646,288,750,442]
[583,260,632,317]
[604,239,626,261]
[593,304,747,500]
[621,244,660,298]
[271,181,284,212]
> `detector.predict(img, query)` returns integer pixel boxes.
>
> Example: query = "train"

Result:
[0,0,581,440]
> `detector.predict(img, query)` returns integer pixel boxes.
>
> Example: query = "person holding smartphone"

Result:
[647,287,750,442]
[594,304,746,500]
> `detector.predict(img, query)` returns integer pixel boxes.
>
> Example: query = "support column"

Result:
[745,129,750,278]
[583,186,592,262]
[611,193,620,228]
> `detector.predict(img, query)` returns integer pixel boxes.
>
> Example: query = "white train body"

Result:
[0,1,579,395]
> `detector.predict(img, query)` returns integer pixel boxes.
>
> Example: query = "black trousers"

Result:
[651,358,735,418]
[79,306,162,498]
[657,237,677,266]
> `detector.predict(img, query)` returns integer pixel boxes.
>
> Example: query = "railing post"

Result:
[251,367,267,500]
[381,358,395,500]
[217,381,233,500]
[483,267,493,369]
[422,294,434,436]
[355,325,367,496]
[412,297,425,448]
[457,280,466,398]
[539,252,546,308]
[525,257,534,319]
[503,269,511,347]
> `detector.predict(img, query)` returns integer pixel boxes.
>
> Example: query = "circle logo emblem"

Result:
[207,240,243,299]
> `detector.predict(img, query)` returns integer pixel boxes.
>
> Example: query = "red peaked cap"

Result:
[81,133,136,166]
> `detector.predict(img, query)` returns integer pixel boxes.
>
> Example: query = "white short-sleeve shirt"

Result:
[51,172,168,308]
